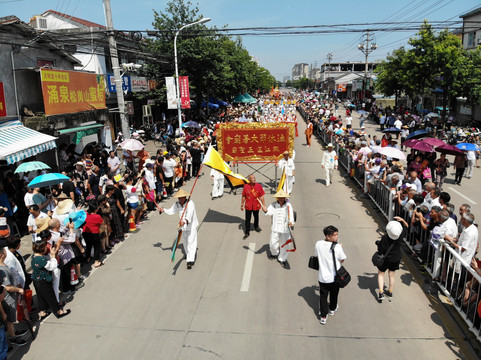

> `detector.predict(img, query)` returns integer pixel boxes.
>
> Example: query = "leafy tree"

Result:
[458,47,481,121]
[140,0,275,109]
[374,47,409,106]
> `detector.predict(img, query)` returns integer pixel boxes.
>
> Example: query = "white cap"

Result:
[386,221,403,240]
[327,143,333,147]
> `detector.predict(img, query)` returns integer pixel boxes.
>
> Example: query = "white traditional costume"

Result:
[278,156,295,194]
[210,168,225,198]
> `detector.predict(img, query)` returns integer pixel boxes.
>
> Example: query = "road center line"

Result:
[240,242,256,292]
[448,187,478,205]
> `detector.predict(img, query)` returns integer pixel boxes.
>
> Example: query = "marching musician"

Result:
[241,175,265,240]
[159,189,199,270]
[261,189,295,268]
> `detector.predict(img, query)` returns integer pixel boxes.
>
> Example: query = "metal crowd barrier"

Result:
[296,107,481,341]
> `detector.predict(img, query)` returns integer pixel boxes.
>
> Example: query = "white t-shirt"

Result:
[162,159,176,178]
[467,151,476,161]
[315,240,347,283]
[346,116,352,125]
[107,156,121,174]
[125,185,140,204]
[24,193,35,207]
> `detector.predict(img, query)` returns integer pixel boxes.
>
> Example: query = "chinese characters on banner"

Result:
[179,76,190,109]
[217,122,295,162]
[165,77,177,110]
[40,69,106,116]
[0,82,6,117]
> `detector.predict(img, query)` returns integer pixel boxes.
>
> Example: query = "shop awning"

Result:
[0,120,57,165]
[58,124,103,144]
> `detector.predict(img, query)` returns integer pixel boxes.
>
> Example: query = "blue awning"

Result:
[0,120,57,165]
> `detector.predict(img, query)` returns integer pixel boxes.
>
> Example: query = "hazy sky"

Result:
[2,0,479,79]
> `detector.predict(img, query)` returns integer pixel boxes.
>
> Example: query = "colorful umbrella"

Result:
[28,173,70,188]
[14,161,51,174]
[411,141,434,153]
[426,112,440,118]
[435,144,463,156]
[120,139,144,151]
[377,147,406,160]
[406,130,429,140]
[357,110,368,115]
[422,138,446,147]
[181,121,201,129]
[456,143,480,151]
[402,139,420,148]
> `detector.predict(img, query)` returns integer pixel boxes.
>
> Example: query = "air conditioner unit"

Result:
[477,38,481,45]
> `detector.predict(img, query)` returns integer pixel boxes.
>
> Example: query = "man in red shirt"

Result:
[241,174,265,239]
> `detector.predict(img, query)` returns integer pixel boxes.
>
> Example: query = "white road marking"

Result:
[240,242,256,292]
[448,187,478,205]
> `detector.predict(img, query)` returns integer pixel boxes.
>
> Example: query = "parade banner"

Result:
[165,77,177,109]
[41,69,106,116]
[0,82,6,117]
[179,76,190,109]
[217,122,295,162]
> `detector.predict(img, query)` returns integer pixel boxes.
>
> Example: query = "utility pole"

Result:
[358,30,377,103]
[326,53,332,96]
[103,0,130,140]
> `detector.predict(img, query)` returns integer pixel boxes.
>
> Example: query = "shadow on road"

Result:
[298,285,319,318]
[357,273,378,300]
[202,209,244,224]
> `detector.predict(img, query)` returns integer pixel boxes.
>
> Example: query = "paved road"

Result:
[12,119,466,360]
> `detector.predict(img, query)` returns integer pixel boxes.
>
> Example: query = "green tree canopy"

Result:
[141,0,276,107]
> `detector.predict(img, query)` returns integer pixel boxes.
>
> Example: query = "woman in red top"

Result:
[83,202,104,268]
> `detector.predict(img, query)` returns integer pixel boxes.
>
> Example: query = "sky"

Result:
[2,0,480,80]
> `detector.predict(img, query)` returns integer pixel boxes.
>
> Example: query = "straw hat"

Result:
[75,161,85,168]
[55,193,70,201]
[273,189,290,198]
[56,198,74,215]
[174,188,190,198]
[35,217,50,233]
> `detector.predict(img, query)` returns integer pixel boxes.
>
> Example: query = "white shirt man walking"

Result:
[321,143,338,187]
[261,189,295,268]
[210,169,224,199]
[315,225,346,325]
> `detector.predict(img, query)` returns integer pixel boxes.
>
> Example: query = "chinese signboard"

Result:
[179,76,190,109]
[40,70,106,116]
[107,74,131,93]
[130,76,148,92]
[165,77,177,109]
[0,82,6,117]
[217,122,295,162]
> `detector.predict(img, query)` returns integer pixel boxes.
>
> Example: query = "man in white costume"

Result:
[160,189,199,270]
[277,151,295,195]
[210,169,225,199]
[261,189,295,268]
[321,143,338,187]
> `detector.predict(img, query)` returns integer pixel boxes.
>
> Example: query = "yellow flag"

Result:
[203,146,249,188]
[277,168,286,193]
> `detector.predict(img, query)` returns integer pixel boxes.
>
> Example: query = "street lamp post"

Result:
[358,30,377,103]
[174,17,211,133]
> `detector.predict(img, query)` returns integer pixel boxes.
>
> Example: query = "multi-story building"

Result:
[291,63,309,80]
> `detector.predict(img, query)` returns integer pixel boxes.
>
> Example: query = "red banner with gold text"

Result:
[40,69,106,116]
[217,122,295,161]
[179,76,190,109]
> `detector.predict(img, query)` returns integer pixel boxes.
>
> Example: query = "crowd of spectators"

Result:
[298,95,481,329]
